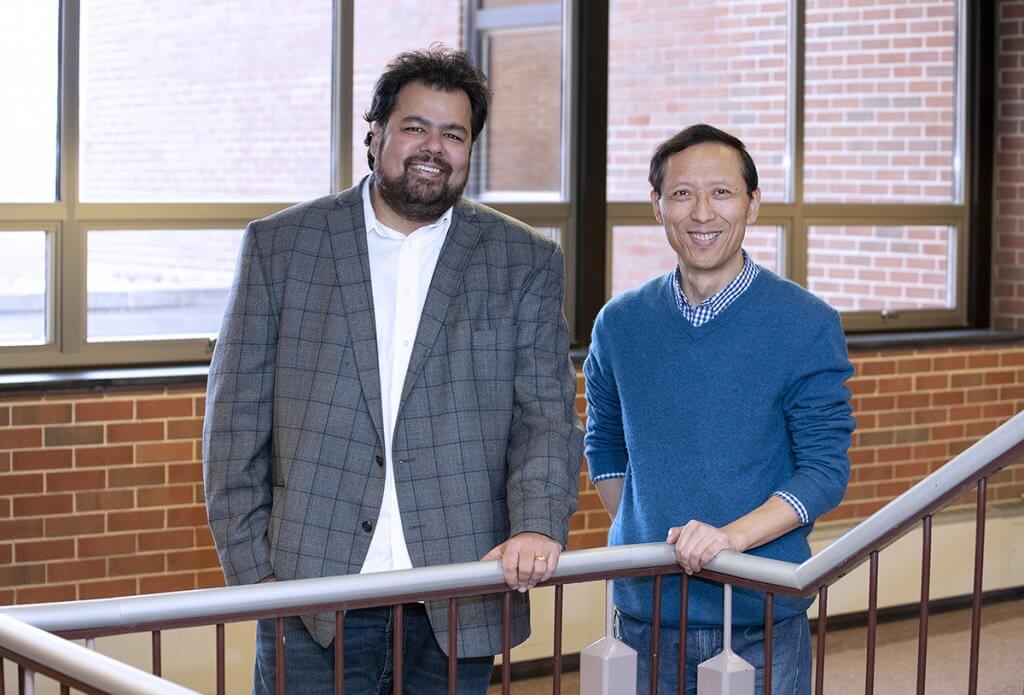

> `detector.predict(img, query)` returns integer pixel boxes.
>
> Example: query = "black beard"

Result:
[373,155,466,225]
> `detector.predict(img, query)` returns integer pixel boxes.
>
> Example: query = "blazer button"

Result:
[362,520,373,533]
[375,454,384,467]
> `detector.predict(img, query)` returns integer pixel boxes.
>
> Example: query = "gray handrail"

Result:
[0,612,199,694]
[2,410,1022,634]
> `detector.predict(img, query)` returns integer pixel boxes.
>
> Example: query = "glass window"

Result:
[806,225,954,311]
[607,0,791,202]
[479,25,563,199]
[804,0,958,203]
[610,225,782,297]
[79,0,333,202]
[0,1,59,202]
[86,229,243,341]
[0,231,49,345]
[351,1,463,186]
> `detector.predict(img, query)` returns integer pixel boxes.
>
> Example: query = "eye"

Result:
[403,126,425,134]
[672,189,692,199]
[713,188,732,197]
[444,133,465,142]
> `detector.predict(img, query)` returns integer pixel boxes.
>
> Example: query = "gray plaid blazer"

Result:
[203,181,583,657]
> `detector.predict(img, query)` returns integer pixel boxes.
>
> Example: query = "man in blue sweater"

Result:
[583,124,855,695]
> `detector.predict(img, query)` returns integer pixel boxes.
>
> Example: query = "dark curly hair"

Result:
[363,47,491,170]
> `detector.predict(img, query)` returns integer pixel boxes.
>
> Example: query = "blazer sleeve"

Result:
[505,242,585,546]
[203,224,278,586]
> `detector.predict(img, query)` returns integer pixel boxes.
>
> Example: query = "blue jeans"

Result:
[616,611,811,695]
[253,605,494,694]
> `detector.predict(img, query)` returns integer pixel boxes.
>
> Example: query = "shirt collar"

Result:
[362,176,453,241]
[673,250,760,324]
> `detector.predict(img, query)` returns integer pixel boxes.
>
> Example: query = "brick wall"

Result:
[2,344,1022,603]
[995,0,1024,331]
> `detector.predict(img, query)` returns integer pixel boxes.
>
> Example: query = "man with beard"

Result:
[204,48,583,694]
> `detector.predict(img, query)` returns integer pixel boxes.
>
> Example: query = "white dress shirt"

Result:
[359,177,452,574]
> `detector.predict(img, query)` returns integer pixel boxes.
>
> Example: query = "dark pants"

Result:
[616,611,812,695]
[253,605,494,694]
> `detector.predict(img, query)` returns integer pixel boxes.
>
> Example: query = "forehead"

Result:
[389,81,472,129]
[663,142,746,183]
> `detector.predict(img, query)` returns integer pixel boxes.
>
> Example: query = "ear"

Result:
[650,189,664,225]
[746,188,761,225]
[370,122,383,158]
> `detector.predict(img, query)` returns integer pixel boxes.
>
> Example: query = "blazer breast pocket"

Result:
[471,322,517,381]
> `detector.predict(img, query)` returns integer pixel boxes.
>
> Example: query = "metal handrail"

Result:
[2,410,1022,635]
[0,612,198,694]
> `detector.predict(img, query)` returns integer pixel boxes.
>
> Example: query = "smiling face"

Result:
[651,142,761,302]
[369,81,473,233]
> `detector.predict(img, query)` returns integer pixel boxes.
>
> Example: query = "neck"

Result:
[679,255,744,305]
[369,182,435,236]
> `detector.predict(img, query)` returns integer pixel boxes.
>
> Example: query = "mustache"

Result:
[405,154,452,176]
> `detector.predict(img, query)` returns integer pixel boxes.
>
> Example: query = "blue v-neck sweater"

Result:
[584,269,855,628]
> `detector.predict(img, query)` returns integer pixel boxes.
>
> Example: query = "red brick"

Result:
[109,465,166,488]
[136,441,193,464]
[44,425,104,446]
[967,353,1000,369]
[859,361,896,376]
[0,473,44,495]
[47,558,107,583]
[166,548,219,572]
[194,397,206,417]
[47,469,106,493]
[897,393,930,409]
[45,514,105,538]
[984,370,1017,385]
[79,578,137,600]
[13,494,73,517]
[1001,351,1024,366]
[0,498,8,518]
[168,463,202,484]
[167,505,208,528]
[12,449,72,471]
[75,400,134,422]
[193,526,215,548]
[0,543,9,565]
[138,529,192,551]
[915,374,948,390]
[16,584,77,604]
[933,355,965,370]
[15,539,75,563]
[107,422,164,443]
[78,533,136,558]
[878,411,912,427]
[896,358,932,374]
[137,398,193,419]
[855,464,894,482]
[966,388,999,404]
[932,390,964,406]
[76,445,133,468]
[138,485,194,507]
[0,519,44,540]
[110,553,166,576]
[0,564,46,587]
[0,451,8,472]
[12,404,72,426]
[167,417,204,440]
[108,510,165,532]
[913,408,948,425]
[76,489,134,512]
[0,427,42,449]
[951,372,984,388]
[0,406,8,426]
[140,572,196,594]
[567,531,608,550]
[196,570,225,589]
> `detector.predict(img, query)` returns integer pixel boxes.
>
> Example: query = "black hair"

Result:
[648,123,759,197]
[363,47,491,169]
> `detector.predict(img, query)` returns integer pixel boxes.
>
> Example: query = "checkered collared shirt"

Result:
[671,250,810,526]
[672,250,760,328]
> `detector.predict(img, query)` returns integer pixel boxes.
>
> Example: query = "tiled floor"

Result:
[489,600,1024,694]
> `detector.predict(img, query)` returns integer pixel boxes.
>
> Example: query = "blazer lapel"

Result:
[398,200,483,407]
[328,184,385,448]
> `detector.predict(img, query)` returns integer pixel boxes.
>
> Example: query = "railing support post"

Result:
[865,550,879,695]
[916,515,932,695]
[968,477,987,695]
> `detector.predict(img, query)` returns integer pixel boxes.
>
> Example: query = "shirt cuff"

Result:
[590,471,626,483]
[773,490,809,526]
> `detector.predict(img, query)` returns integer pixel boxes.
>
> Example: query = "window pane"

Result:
[807,225,954,311]
[0,232,48,345]
[480,25,563,199]
[608,0,790,202]
[79,1,332,202]
[87,229,243,340]
[0,2,58,202]
[610,225,782,297]
[351,1,462,186]
[804,0,958,203]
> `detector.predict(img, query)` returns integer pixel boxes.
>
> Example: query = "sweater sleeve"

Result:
[583,311,629,482]
[775,312,856,524]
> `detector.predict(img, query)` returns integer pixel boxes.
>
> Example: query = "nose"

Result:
[419,129,443,155]
[690,193,714,223]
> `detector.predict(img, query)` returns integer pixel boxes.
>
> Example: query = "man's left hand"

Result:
[667,520,742,575]
[482,532,562,592]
